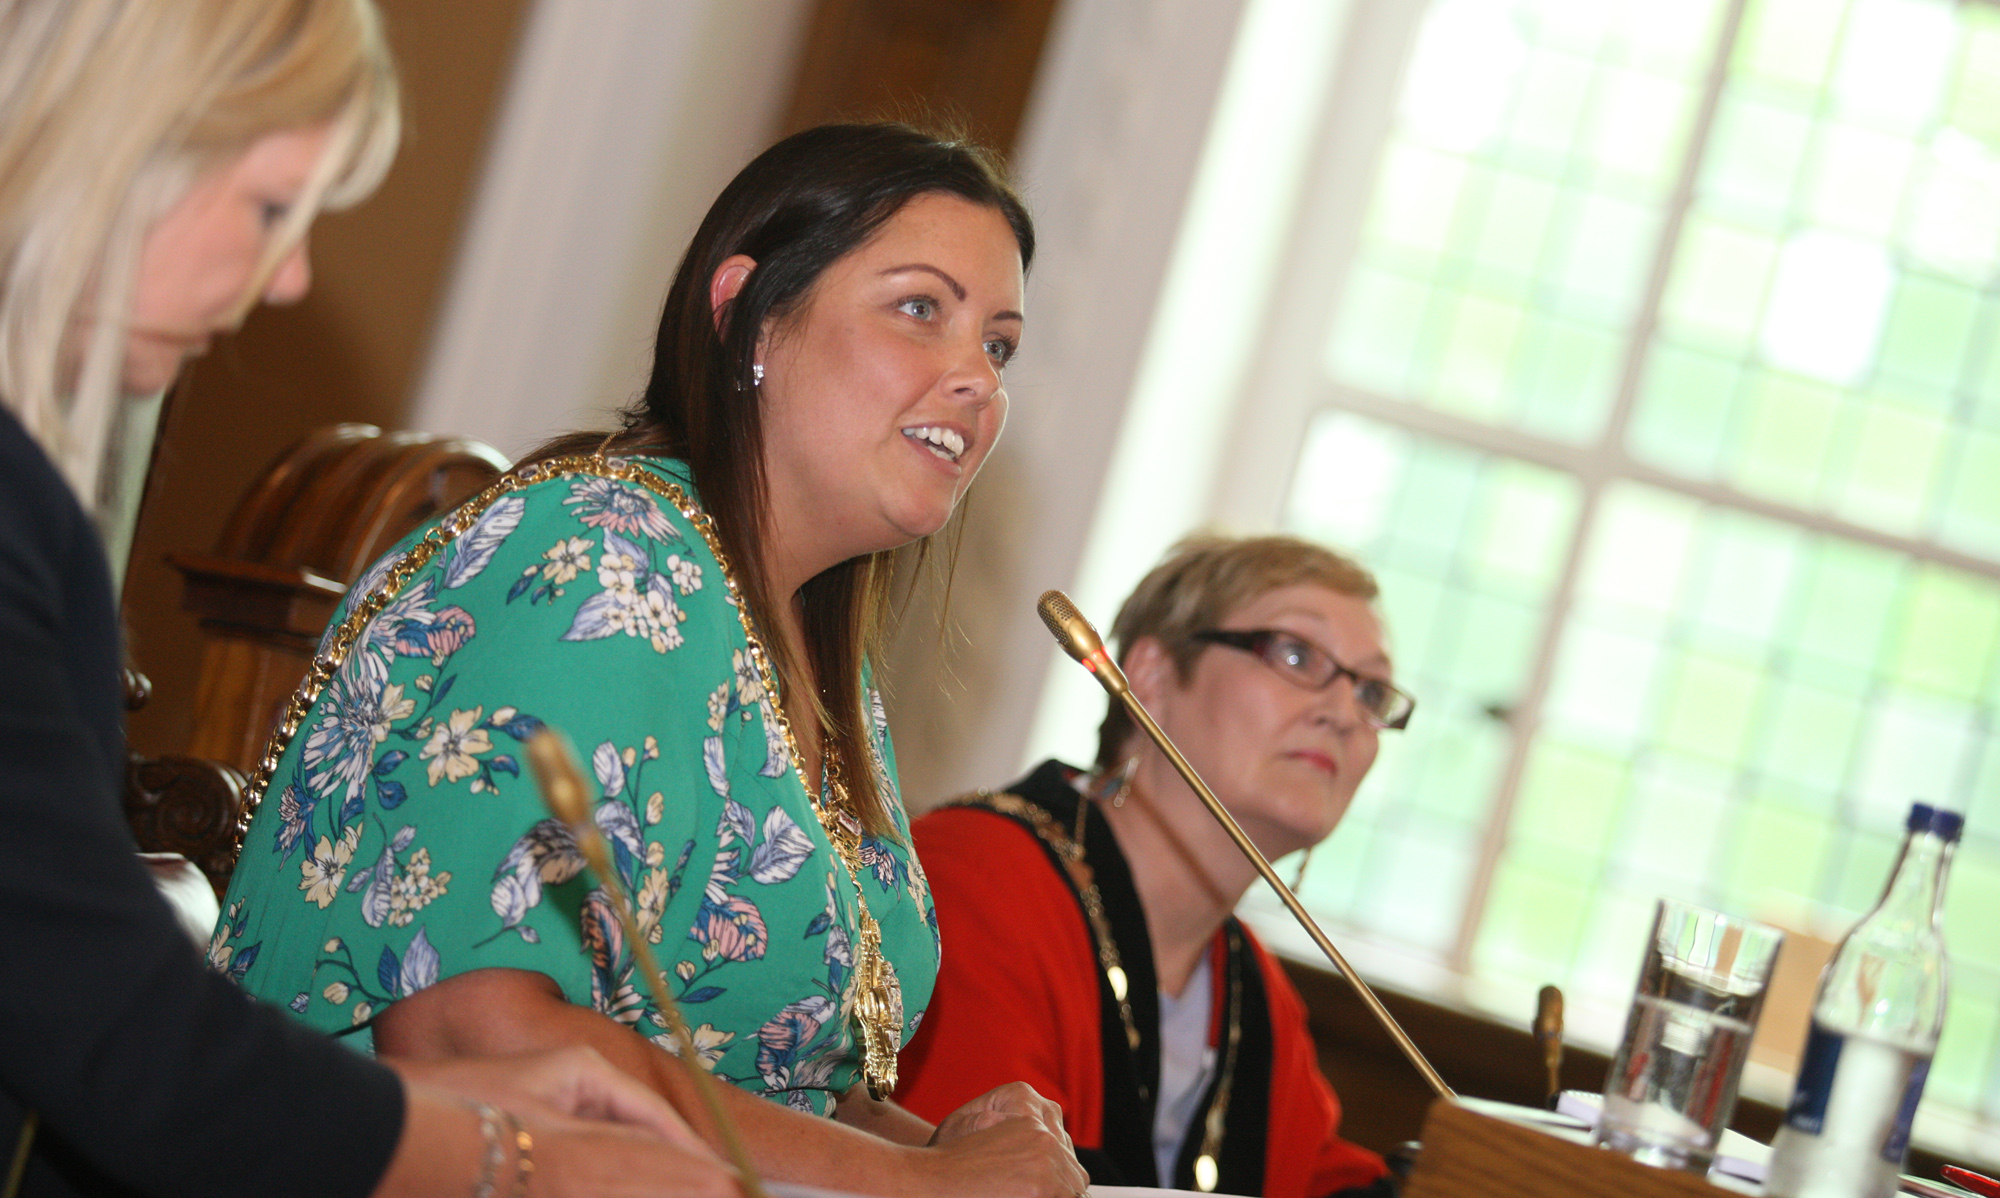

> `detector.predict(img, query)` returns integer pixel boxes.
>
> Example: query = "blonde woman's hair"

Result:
[0,0,400,508]
[1094,532,1380,769]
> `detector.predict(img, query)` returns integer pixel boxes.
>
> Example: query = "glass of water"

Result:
[1594,899,1785,1173]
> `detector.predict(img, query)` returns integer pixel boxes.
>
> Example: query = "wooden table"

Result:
[1403,1098,1755,1198]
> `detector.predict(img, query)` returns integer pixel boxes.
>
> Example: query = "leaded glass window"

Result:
[1221,0,2000,1144]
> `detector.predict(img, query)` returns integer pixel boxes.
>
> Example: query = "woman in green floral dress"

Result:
[219,124,1088,1198]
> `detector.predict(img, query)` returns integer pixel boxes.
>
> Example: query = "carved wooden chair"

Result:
[124,423,508,894]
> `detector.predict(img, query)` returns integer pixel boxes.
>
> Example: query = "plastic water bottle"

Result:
[1764,802,1962,1198]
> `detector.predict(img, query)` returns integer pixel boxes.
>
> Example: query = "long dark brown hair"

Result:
[529,122,1033,836]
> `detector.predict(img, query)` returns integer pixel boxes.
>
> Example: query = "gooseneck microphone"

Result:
[1037,590,1455,1100]
[526,730,772,1198]
[1037,589,1131,696]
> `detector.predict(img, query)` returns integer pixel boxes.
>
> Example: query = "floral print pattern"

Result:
[216,460,936,1115]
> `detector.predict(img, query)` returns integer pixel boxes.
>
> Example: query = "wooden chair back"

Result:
[129,423,507,893]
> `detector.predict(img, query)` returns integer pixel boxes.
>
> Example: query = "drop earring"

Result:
[1078,755,1137,845]
[1092,756,1136,808]
[752,363,765,386]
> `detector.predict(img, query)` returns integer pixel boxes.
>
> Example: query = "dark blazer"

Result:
[0,407,402,1197]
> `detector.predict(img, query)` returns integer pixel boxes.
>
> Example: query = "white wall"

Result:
[885,0,1257,806]
[410,0,813,455]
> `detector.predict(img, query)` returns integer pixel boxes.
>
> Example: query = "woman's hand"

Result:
[374,968,1083,1196]
[384,1048,738,1196]
[927,1082,1070,1150]
[381,1077,738,1198]
[908,1111,1090,1198]
[507,1103,740,1198]
[386,1045,707,1152]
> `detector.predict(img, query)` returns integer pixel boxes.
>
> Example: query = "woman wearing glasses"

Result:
[897,533,1411,1197]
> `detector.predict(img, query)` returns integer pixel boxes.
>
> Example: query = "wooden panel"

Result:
[782,0,1061,157]
[179,634,329,770]
[1284,957,1606,1156]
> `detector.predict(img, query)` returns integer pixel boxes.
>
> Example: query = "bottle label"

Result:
[1881,1055,1930,1164]
[1784,1023,1843,1135]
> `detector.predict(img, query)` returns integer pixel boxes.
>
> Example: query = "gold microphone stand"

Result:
[526,730,771,1198]
[1037,590,1454,1101]
[1535,985,1565,1109]
[3,1112,35,1198]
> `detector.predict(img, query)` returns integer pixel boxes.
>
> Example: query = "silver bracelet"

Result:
[470,1102,507,1198]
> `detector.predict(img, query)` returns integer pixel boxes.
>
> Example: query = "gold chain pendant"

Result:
[809,762,902,1100]
[851,912,902,1101]
[712,506,904,1101]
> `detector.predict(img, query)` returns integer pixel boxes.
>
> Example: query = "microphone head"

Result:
[1534,984,1563,1040]
[1038,589,1129,696]
[526,728,594,828]
[1037,589,1104,662]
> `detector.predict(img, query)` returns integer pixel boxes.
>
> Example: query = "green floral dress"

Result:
[214,456,940,1114]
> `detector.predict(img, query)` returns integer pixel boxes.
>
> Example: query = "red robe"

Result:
[899,762,1389,1197]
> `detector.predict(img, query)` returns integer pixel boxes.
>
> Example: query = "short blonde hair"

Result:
[1094,532,1380,769]
[0,0,400,507]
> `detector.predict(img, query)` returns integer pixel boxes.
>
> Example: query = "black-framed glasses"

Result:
[1190,628,1416,730]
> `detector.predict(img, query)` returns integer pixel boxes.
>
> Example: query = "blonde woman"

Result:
[0,2,733,1195]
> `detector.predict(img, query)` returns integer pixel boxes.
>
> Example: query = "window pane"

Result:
[1367,143,1468,260]
[1931,975,1999,1112]
[1505,45,1592,162]
[1903,141,2000,282]
[1634,1,2000,552]
[1759,230,1894,386]
[1730,369,1841,507]
[1514,315,1624,442]
[1940,429,2000,558]
[1800,124,1914,241]
[1325,258,1431,397]
[1468,170,1561,285]
[1579,67,1697,192]
[1432,289,1530,422]
[1758,679,1865,794]
[1284,411,1581,956]
[1480,482,2000,1105]
[1703,92,1814,227]
[1733,0,1847,93]
[1875,273,1979,394]
[1549,189,1661,324]
[1827,394,1947,536]
[1630,340,1742,478]
[1656,215,1779,358]
[1324,0,1725,442]
[1827,0,1956,134]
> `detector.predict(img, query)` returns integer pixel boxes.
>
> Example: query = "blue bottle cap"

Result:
[1908,802,1965,842]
